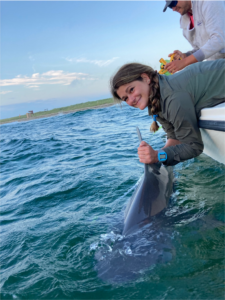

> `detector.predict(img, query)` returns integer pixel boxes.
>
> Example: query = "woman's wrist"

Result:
[148,149,159,164]
[157,150,168,163]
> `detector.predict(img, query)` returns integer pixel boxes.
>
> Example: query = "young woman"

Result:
[110,59,225,166]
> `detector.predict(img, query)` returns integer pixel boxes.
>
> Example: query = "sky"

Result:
[0,1,191,119]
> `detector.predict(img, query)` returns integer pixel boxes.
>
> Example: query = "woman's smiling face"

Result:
[116,74,150,110]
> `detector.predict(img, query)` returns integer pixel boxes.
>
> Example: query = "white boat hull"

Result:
[199,103,225,164]
[200,128,225,164]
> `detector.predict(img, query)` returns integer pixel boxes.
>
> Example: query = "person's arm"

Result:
[165,2,225,73]
[185,49,199,57]
[156,115,176,140]
[192,1,225,61]
[162,92,204,166]
[138,92,204,166]
[165,55,197,74]
[137,139,181,164]
[163,139,181,148]
[168,50,187,61]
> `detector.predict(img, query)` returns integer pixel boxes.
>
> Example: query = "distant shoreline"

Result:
[0,99,115,125]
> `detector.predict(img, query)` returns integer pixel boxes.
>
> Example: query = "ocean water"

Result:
[0,105,224,299]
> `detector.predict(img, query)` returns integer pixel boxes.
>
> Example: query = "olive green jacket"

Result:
[156,59,225,166]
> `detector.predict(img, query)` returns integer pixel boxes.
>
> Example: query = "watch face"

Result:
[159,154,166,159]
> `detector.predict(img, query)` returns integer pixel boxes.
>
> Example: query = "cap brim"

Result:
[163,4,169,12]
[163,1,172,12]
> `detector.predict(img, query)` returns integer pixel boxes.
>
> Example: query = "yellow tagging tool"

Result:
[159,58,167,65]
[159,58,170,75]
[170,53,182,61]
[159,69,168,75]
[170,53,175,62]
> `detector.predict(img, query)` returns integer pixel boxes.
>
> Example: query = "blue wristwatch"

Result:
[158,151,167,162]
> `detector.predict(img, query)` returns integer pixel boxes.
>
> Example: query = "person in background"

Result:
[163,1,225,74]
[110,60,225,166]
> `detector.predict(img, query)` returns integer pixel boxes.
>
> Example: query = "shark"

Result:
[123,127,173,235]
[93,127,175,284]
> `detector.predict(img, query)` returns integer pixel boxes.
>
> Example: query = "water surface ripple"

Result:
[1,105,224,299]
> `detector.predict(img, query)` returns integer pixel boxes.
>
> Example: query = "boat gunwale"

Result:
[198,120,225,132]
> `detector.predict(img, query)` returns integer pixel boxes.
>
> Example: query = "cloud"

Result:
[27,85,40,89]
[0,90,12,95]
[66,57,119,67]
[0,70,93,89]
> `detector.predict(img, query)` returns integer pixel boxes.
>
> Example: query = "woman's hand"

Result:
[138,141,158,164]
[168,50,186,60]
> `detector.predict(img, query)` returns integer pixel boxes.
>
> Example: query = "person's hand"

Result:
[164,59,187,74]
[168,50,186,61]
[138,141,158,164]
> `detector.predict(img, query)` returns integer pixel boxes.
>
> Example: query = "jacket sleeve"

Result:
[185,49,199,57]
[193,1,225,61]
[156,115,176,140]
[162,92,204,166]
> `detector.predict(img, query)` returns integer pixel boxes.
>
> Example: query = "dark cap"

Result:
[163,1,173,12]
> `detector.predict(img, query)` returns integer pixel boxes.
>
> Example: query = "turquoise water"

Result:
[1,105,224,299]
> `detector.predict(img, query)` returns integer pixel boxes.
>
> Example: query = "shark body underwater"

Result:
[123,128,174,236]
[93,128,175,283]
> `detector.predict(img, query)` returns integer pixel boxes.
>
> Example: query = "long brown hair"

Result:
[110,63,160,132]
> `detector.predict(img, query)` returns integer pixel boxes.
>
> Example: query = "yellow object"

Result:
[170,53,182,61]
[159,58,167,65]
[159,69,168,75]
[159,58,171,75]
[159,54,183,75]
[170,53,175,62]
